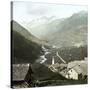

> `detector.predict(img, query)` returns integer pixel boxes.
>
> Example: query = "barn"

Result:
[12,63,34,88]
[65,60,88,80]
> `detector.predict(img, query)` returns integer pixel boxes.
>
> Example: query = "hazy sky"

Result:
[13,2,87,23]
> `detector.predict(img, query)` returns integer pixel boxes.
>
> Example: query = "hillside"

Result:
[46,11,88,47]
[26,11,88,47]
[31,63,66,81]
[12,20,47,45]
[11,20,43,64]
[43,45,87,65]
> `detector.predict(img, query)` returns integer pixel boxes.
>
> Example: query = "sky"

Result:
[12,1,87,38]
[13,1,87,23]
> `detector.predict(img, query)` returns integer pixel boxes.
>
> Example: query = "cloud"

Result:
[13,2,87,22]
[26,3,50,16]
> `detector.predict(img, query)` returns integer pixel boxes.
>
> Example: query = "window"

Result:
[71,70,72,72]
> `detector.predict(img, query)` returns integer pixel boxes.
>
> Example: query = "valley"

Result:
[11,11,88,88]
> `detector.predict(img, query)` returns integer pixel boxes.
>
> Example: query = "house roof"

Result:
[60,69,68,77]
[73,65,87,75]
[67,60,88,75]
[60,60,88,77]
[12,64,30,81]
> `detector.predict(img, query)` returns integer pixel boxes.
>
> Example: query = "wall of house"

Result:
[66,69,78,80]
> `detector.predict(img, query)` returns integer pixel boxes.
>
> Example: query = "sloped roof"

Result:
[73,64,87,75]
[49,63,67,68]
[68,60,88,75]
[60,68,68,77]
[60,60,88,77]
[12,64,30,81]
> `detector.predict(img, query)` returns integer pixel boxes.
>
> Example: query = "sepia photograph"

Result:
[11,1,88,88]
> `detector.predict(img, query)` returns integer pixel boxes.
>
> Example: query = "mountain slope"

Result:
[46,11,88,47]
[11,20,43,64]
[12,20,46,45]
[31,63,66,80]
[26,11,87,47]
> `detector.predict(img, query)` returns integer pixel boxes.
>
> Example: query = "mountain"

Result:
[12,20,47,45]
[45,11,88,47]
[24,11,87,47]
[22,16,63,39]
[11,20,44,64]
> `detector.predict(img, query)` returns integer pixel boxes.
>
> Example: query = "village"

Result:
[40,45,88,81]
[48,57,87,80]
[12,45,88,88]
